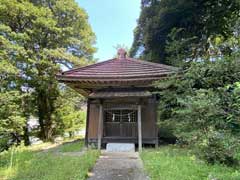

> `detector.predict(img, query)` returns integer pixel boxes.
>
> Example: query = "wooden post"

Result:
[97,103,103,150]
[154,96,159,148]
[85,100,90,147]
[138,105,142,152]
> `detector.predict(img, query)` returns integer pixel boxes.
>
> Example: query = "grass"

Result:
[141,145,240,180]
[57,140,84,153]
[0,140,99,180]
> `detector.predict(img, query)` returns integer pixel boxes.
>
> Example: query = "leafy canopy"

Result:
[130,0,240,65]
[0,0,95,144]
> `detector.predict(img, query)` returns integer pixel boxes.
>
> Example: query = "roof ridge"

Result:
[126,58,178,71]
[62,58,117,75]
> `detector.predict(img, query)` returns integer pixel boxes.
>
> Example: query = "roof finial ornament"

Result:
[117,48,127,59]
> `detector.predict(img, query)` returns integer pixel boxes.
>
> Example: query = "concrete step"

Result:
[106,143,135,152]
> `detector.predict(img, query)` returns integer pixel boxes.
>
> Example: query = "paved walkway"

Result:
[87,151,150,180]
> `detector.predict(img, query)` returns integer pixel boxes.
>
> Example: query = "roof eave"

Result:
[56,72,174,82]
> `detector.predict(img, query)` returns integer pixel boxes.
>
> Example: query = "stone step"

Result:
[106,143,135,152]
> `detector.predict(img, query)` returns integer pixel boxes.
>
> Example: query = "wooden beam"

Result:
[97,103,103,150]
[138,105,142,152]
[61,80,157,89]
[68,84,90,97]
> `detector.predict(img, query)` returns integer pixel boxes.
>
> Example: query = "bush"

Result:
[158,121,177,144]
[196,131,239,166]
[155,56,240,166]
[0,135,9,152]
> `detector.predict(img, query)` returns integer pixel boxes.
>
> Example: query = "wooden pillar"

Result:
[154,96,159,148]
[97,103,103,150]
[85,99,90,147]
[138,105,142,152]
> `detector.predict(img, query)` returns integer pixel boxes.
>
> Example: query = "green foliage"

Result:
[130,0,240,64]
[0,40,26,150]
[57,107,86,136]
[0,0,95,142]
[0,92,25,135]
[165,28,198,66]
[196,131,239,166]
[136,0,240,169]
[0,91,25,151]
[55,87,86,137]
[156,55,240,165]
[141,146,240,180]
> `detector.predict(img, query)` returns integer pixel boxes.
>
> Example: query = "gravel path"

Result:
[87,151,150,180]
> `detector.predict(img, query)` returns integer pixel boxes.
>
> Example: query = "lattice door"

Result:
[104,109,138,137]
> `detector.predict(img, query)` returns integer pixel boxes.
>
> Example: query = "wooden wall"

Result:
[142,98,157,140]
[88,103,99,139]
[87,97,157,144]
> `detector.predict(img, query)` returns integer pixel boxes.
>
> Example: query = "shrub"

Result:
[156,57,240,166]
[196,131,239,166]
[0,135,9,152]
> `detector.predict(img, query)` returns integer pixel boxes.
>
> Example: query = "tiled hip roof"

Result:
[57,57,177,82]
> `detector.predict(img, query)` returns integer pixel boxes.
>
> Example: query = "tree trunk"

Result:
[23,123,30,146]
[11,133,21,145]
[69,132,74,138]
[37,91,54,141]
[37,83,57,142]
[38,90,47,140]
[21,94,30,146]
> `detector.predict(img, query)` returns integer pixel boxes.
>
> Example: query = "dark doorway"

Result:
[103,109,138,138]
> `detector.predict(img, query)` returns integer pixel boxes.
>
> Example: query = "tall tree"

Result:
[0,0,96,141]
[130,0,240,65]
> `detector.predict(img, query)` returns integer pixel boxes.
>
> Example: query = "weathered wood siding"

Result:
[88,103,99,139]
[87,97,157,144]
[142,98,157,139]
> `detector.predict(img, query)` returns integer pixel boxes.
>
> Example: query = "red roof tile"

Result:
[57,57,177,82]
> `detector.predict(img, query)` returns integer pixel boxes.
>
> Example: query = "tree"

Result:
[55,86,86,137]
[156,55,240,165]
[130,0,240,65]
[0,0,95,141]
[0,91,25,151]
[0,59,26,150]
[130,0,240,167]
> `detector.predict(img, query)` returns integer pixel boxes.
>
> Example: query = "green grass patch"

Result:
[141,146,240,180]
[57,140,84,153]
[0,143,99,180]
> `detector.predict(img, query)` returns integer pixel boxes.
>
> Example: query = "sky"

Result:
[76,0,141,61]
